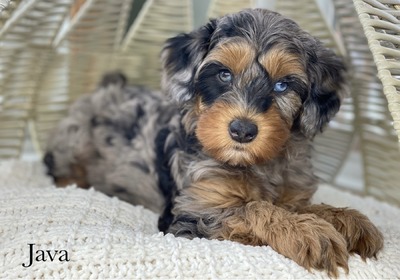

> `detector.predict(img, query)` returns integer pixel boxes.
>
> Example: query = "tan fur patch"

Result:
[181,96,206,133]
[204,40,255,75]
[194,96,206,115]
[179,178,350,277]
[214,201,349,277]
[54,164,90,189]
[195,101,290,165]
[259,48,306,81]
[276,186,316,211]
[184,176,269,210]
[297,204,384,260]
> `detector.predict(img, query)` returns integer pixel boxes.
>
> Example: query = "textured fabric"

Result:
[0,160,399,279]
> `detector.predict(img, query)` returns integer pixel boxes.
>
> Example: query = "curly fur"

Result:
[44,9,383,277]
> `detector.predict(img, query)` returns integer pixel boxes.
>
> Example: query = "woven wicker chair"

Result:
[0,0,399,205]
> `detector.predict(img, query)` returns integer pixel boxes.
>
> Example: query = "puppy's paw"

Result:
[299,205,384,260]
[327,208,383,260]
[275,214,349,277]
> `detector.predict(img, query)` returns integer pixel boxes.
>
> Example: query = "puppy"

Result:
[44,9,383,277]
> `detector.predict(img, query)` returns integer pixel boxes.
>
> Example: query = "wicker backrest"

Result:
[0,0,192,152]
[208,0,253,18]
[0,0,75,158]
[0,1,21,26]
[120,0,192,88]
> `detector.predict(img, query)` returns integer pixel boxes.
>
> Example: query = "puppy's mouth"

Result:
[232,145,246,151]
[198,130,289,167]
[220,148,258,166]
[198,133,286,166]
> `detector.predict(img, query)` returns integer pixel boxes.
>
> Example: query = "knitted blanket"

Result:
[1,160,399,279]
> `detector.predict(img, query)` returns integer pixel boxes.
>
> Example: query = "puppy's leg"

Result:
[221,202,349,277]
[297,204,384,259]
[170,179,349,277]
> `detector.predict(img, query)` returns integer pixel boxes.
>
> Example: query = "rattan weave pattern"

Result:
[0,0,20,28]
[0,0,9,12]
[120,0,192,89]
[334,0,400,204]
[353,0,400,140]
[0,0,11,24]
[0,0,75,158]
[31,0,135,149]
[208,0,253,18]
[351,0,400,204]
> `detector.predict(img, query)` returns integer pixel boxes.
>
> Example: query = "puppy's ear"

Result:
[161,19,217,105]
[299,39,347,138]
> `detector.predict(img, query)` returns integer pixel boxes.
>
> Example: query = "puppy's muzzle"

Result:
[229,119,258,143]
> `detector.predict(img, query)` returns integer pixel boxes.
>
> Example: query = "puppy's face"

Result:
[162,9,346,166]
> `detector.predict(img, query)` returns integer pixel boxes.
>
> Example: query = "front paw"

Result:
[327,208,383,259]
[300,205,384,260]
[272,214,349,277]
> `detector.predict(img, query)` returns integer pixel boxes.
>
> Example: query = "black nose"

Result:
[229,119,258,143]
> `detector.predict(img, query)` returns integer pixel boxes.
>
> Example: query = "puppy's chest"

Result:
[238,166,286,203]
[181,162,286,207]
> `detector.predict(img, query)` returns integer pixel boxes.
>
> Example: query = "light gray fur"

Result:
[45,81,178,213]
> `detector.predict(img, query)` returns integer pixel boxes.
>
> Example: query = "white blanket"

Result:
[1,160,399,279]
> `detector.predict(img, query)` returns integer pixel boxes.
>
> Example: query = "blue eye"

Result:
[273,82,288,93]
[219,70,232,83]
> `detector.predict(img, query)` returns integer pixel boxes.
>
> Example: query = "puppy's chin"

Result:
[200,143,285,166]
[210,147,271,167]
[195,101,291,166]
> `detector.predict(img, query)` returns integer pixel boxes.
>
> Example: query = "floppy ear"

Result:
[161,19,217,105]
[299,39,347,138]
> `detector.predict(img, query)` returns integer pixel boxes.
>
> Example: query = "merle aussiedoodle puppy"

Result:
[44,9,383,276]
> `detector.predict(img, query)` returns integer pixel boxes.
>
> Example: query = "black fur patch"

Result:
[155,124,200,232]
[100,72,127,88]
[163,20,217,75]
[43,152,55,177]
[195,63,232,105]
[124,122,140,141]
[112,185,128,193]
[171,214,204,238]
[244,75,273,113]
[158,199,175,233]
[130,161,150,174]
[155,127,178,232]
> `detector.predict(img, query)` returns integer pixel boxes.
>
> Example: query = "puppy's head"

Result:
[162,9,346,166]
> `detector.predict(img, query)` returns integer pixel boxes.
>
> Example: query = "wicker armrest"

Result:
[353,0,400,142]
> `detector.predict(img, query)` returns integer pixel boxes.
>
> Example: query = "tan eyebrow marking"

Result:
[204,40,256,75]
[259,48,306,81]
